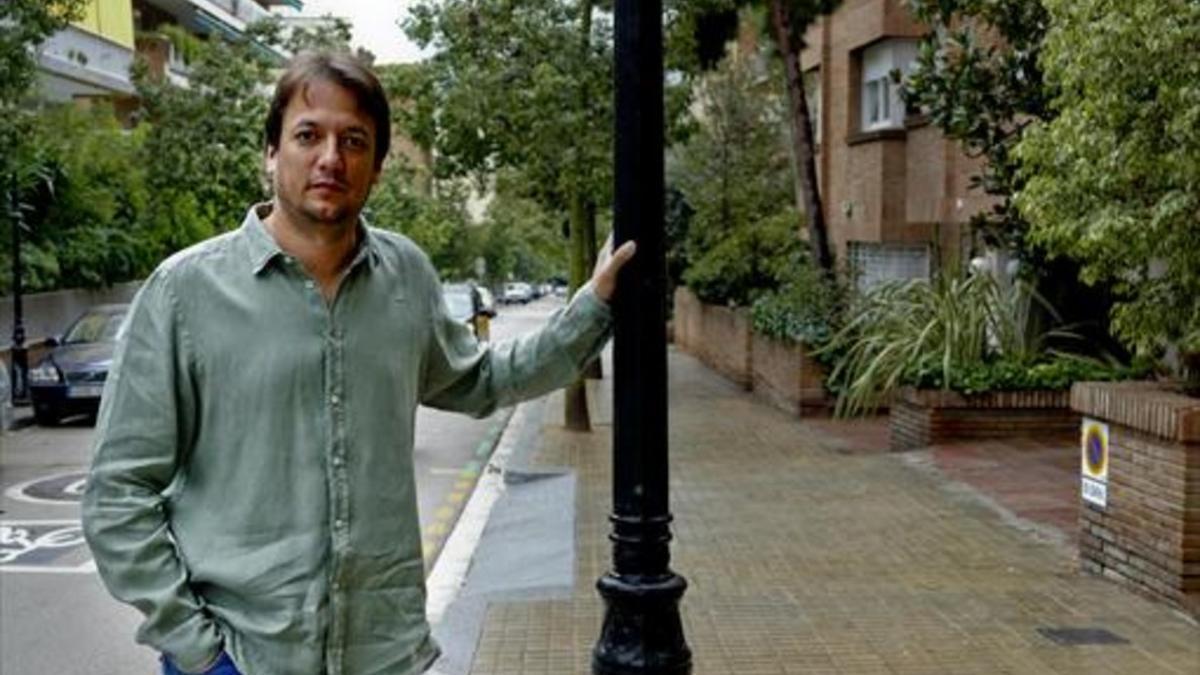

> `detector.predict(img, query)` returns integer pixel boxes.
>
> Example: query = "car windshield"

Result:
[64,310,126,344]
[443,292,474,322]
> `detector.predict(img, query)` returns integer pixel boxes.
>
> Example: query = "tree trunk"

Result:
[582,200,603,379]
[565,189,592,431]
[768,0,835,275]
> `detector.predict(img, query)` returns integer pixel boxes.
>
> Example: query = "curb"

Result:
[425,401,531,624]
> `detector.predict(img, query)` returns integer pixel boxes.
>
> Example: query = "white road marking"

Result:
[425,405,522,624]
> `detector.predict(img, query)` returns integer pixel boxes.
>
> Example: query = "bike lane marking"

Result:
[0,518,95,573]
[5,470,89,506]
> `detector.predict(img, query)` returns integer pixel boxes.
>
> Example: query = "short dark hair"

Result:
[264,51,391,169]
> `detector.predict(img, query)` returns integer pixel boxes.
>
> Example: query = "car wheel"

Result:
[34,405,60,427]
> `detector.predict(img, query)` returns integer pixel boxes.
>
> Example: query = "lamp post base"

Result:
[593,573,692,675]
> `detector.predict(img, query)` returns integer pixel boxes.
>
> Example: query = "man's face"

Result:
[266,78,381,228]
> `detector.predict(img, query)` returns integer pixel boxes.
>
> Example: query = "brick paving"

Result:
[465,349,1200,674]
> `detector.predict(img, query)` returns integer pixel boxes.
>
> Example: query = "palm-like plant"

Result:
[823,273,1067,417]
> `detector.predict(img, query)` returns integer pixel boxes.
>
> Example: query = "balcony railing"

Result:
[37,25,136,100]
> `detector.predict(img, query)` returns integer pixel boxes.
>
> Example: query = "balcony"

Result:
[135,0,289,60]
[138,0,270,39]
[37,25,136,101]
[257,0,305,9]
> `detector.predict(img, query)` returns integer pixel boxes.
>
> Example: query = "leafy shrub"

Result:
[909,355,1151,395]
[682,210,803,306]
[750,263,846,351]
[821,273,1084,416]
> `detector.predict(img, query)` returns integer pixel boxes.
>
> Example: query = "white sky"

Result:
[297,0,430,64]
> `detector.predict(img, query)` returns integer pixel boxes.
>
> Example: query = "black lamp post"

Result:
[8,173,29,405]
[593,0,691,673]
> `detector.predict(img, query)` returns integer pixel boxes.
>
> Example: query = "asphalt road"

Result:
[0,293,560,675]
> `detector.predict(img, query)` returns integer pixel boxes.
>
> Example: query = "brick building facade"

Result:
[795,0,997,287]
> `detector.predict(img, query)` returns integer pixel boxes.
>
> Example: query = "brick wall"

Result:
[750,331,829,416]
[796,0,996,269]
[890,387,1077,452]
[1072,382,1200,618]
[673,288,828,413]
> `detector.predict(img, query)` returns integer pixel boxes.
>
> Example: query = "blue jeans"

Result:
[161,651,241,675]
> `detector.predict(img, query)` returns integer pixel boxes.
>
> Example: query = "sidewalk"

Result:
[438,348,1200,674]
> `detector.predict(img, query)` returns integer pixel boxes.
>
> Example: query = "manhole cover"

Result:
[1037,627,1129,646]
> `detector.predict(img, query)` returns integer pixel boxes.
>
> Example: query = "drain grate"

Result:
[1037,627,1130,646]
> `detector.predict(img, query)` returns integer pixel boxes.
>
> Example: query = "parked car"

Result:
[442,283,494,342]
[502,282,534,304]
[29,303,129,426]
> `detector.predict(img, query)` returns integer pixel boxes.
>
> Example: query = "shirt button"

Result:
[331,394,340,405]
[332,456,343,467]
[332,581,341,590]
[335,519,346,529]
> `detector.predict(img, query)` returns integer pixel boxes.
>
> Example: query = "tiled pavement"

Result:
[464,349,1200,674]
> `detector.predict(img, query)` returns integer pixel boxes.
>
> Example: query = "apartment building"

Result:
[797,0,996,288]
[36,0,138,110]
[36,0,299,104]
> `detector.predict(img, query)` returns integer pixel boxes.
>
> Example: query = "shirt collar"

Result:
[242,203,382,276]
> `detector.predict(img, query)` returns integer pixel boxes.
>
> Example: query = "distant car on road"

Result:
[502,282,534,304]
[29,303,129,426]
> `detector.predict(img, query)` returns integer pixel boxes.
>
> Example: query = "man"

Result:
[82,51,633,675]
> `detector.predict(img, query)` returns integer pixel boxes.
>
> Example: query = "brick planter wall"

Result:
[750,331,828,415]
[1071,382,1200,619]
[672,287,752,389]
[890,387,1078,452]
[672,287,828,411]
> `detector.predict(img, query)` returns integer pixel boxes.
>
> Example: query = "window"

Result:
[849,242,931,292]
[804,68,821,144]
[864,77,889,127]
[860,39,919,131]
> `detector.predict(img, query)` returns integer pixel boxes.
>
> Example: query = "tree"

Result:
[478,171,568,287]
[1015,0,1200,357]
[376,62,439,196]
[1,0,87,293]
[406,0,613,430]
[668,1,838,275]
[671,55,801,306]
[902,0,1130,361]
[903,0,1053,251]
[12,106,150,293]
[366,163,475,278]
[764,0,838,275]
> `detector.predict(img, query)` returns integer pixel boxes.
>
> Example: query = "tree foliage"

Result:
[405,0,612,208]
[671,55,802,306]
[131,28,280,259]
[366,162,475,278]
[1,0,88,295]
[7,106,151,293]
[1014,0,1200,354]
[478,171,568,285]
[903,0,1053,251]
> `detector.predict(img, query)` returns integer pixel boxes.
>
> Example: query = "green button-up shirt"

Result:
[82,205,612,674]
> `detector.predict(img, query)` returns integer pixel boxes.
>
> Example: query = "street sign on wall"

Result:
[1081,418,1109,508]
